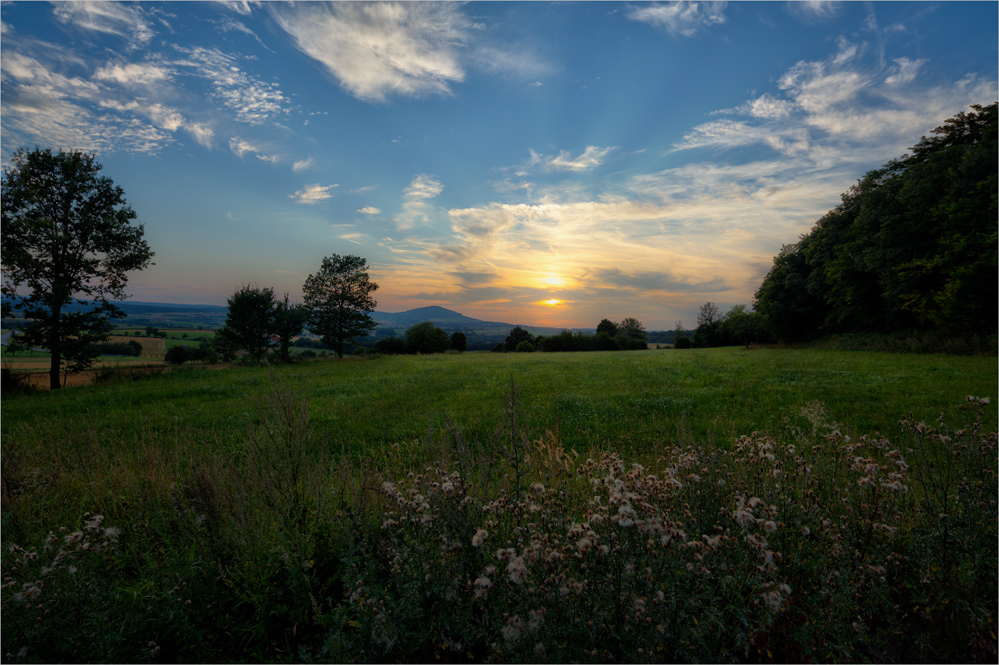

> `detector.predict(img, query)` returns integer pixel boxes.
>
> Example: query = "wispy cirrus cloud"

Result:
[271,2,471,103]
[627,1,727,37]
[290,184,338,205]
[52,1,157,46]
[395,174,444,229]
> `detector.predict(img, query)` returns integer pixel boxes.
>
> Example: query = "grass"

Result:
[1,347,996,662]
[2,348,994,455]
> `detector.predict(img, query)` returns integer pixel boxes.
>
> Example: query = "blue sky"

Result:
[2,1,996,330]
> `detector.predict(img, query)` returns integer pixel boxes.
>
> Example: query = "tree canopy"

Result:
[754,102,997,341]
[215,285,276,363]
[1,148,154,389]
[302,254,379,359]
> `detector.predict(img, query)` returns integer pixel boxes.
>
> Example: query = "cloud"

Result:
[627,1,727,37]
[174,46,290,125]
[395,174,444,229]
[52,1,156,46]
[592,268,728,293]
[358,206,381,215]
[404,174,444,200]
[787,1,842,22]
[271,2,471,102]
[543,145,616,171]
[229,137,279,163]
[290,184,338,205]
[93,62,172,86]
[470,44,557,81]
[293,157,315,171]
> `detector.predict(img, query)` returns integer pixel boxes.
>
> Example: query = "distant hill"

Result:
[2,297,572,335]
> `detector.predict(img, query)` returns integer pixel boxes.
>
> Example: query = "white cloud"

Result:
[293,157,315,171]
[271,2,471,102]
[471,44,556,81]
[174,47,290,125]
[395,174,444,229]
[358,206,381,215]
[93,62,172,87]
[52,2,155,46]
[627,1,727,37]
[885,58,927,86]
[229,137,280,163]
[543,145,616,171]
[290,184,338,205]
[404,174,444,200]
[787,1,842,22]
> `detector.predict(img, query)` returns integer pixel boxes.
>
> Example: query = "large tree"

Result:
[215,285,276,363]
[302,254,379,358]
[272,293,308,363]
[1,148,154,389]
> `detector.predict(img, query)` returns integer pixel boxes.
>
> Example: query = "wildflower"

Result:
[530,483,545,494]
[474,576,492,599]
[577,537,593,554]
[67,566,78,575]
[748,497,764,508]
[764,591,782,612]
[858,476,874,488]
[763,521,778,534]
[703,535,721,548]
[598,545,610,555]
[507,557,528,584]
[441,480,454,492]
[528,609,544,632]
[916,422,927,433]
[472,528,488,547]
[501,616,524,642]
[779,583,792,595]
[801,526,810,536]
[381,519,397,529]
[534,642,546,656]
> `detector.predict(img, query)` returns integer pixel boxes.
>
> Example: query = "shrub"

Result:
[164,345,199,365]
[515,341,535,353]
[0,367,33,394]
[675,336,693,349]
[491,342,505,353]
[372,337,407,355]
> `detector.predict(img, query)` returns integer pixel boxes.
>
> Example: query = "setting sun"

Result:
[542,299,563,306]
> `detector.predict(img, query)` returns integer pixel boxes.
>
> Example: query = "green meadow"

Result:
[2,348,996,663]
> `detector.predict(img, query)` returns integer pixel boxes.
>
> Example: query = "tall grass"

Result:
[1,354,996,662]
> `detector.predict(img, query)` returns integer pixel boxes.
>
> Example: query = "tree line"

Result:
[753,102,997,343]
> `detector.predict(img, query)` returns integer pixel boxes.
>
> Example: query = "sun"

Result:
[542,299,563,306]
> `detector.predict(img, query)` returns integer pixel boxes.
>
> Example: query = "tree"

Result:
[693,302,724,347]
[216,285,275,363]
[1,148,154,389]
[504,326,533,352]
[450,331,467,352]
[406,321,450,354]
[272,293,308,363]
[596,319,618,336]
[302,254,379,359]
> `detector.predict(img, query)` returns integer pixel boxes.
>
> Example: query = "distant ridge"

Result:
[2,297,573,335]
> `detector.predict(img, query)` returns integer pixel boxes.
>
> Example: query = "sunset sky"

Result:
[2,1,996,330]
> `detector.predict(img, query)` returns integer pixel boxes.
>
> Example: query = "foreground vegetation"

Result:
[2,349,996,662]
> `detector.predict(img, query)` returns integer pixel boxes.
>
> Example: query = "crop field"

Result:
[1,348,996,662]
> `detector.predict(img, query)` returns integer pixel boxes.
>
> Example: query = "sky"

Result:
[2,1,996,330]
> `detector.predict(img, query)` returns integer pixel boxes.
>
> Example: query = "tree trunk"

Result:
[49,310,61,390]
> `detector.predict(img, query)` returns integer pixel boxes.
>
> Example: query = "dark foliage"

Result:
[755,102,998,342]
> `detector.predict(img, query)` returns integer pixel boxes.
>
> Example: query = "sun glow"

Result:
[542,299,563,306]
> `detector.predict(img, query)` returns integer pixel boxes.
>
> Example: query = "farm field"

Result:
[2,348,996,663]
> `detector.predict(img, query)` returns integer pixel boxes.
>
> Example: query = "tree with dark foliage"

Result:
[302,254,379,359]
[1,148,154,389]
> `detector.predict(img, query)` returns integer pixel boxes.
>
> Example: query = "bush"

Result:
[164,345,199,365]
[0,367,33,394]
[515,341,534,353]
[406,322,450,355]
[450,331,467,352]
[674,336,693,349]
[372,337,407,355]
[593,331,621,351]
[491,343,505,353]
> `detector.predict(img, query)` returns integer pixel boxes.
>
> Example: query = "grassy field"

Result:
[3,348,994,455]
[2,348,996,662]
